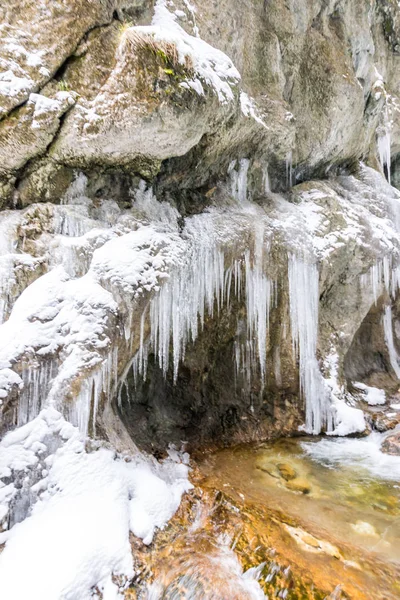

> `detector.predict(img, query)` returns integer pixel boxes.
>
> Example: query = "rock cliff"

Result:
[0,0,399,452]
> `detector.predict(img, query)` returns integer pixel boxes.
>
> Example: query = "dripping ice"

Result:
[377,108,391,185]
[383,305,400,379]
[288,255,330,434]
[121,213,275,401]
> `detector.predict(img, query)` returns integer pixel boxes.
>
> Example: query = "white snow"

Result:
[327,398,366,436]
[0,409,192,600]
[0,69,32,98]
[322,350,366,436]
[353,382,386,405]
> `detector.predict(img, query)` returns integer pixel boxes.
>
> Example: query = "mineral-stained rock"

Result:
[277,463,297,481]
[381,431,400,455]
[285,478,312,495]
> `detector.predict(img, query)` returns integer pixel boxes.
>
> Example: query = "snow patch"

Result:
[0,409,192,600]
[353,382,386,405]
[240,92,269,129]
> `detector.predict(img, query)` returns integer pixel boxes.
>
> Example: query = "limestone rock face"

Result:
[0,0,398,205]
[0,0,115,117]
[194,0,399,174]
[0,92,76,174]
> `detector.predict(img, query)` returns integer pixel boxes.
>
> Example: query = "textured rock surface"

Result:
[0,0,399,451]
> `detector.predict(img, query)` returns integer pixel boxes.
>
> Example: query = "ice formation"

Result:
[229,158,251,203]
[383,305,400,379]
[244,227,273,383]
[378,128,391,185]
[119,210,274,395]
[0,163,399,444]
[360,256,400,304]
[353,382,386,405]
[288,255,330,434]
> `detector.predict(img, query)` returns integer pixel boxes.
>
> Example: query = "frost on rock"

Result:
[0,409,192,600]
[240,92,269,130]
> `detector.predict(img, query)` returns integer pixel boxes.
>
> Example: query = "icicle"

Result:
[119,218,273,396]
[383,305,400,379]
[18,360,57,426]
[286,151,293,188]
[288,254,328,434]
[230,159,250,203]
[378,130,391,185]
[234,259,242,301]
[360,256,400,303]
[233,337,256,392]
[61,172,88,205]
[262,164,270,194]
[132,180,179,227]
[143,215,231,382]
[244,224,272,383]
[71,346,119,437]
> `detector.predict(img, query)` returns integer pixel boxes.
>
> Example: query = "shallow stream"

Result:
[198,431,400,564]
[135,430,400,599]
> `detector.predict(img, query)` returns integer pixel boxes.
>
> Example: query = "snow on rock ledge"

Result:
[50,0,241,172]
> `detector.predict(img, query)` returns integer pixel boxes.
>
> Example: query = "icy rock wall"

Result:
[0,0,399,446]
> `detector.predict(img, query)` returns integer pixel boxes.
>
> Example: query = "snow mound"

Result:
[0,409,192,600]
[353,382,386,405]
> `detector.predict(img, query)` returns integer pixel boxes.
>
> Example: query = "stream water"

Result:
[200,432,400,558]
[139,431,400,599]
[194,431,400,599]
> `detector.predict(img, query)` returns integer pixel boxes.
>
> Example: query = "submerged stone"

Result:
[277,463,297,481]
[285,478,312,495]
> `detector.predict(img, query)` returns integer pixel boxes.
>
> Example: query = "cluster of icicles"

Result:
[117,243,400,438]
[114,209,329,435]
[14,157,400,439]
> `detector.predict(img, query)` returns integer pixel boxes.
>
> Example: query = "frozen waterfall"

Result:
[288,255,329,434]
